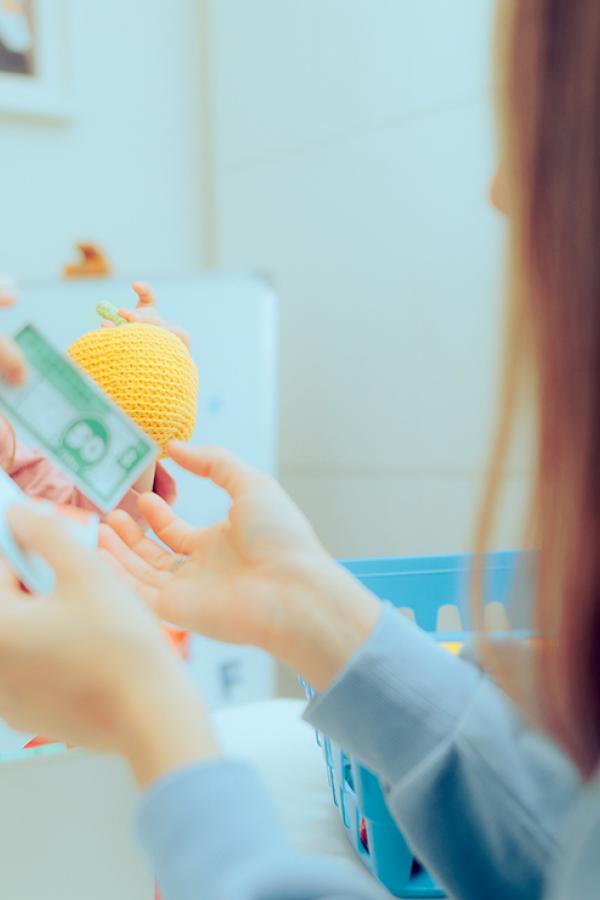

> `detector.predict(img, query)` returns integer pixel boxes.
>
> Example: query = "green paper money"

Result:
[0,325,158,512]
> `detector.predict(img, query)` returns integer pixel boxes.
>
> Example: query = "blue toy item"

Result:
[303,551,528,898]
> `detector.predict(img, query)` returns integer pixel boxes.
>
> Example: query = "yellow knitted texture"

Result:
[67,323,199,453]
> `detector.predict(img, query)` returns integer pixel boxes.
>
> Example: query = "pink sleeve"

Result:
[1,417,177,525]
[3,418,80,505]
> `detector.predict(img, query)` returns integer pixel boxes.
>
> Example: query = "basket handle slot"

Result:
[342,755,355,793]
[484,601,510,631]
[437,604,462,631]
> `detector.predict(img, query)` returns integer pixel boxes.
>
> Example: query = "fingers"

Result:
[7,505,93,583]
[137,493,196,554]
[0,336,27,386]
[127,283,191,347]
[103,510,146,550]
[118,308,137,323]
[102,511,173,570]
[97,547,160,608]
[167,443,267,500]
[131,281,156,308]
[118,305,159,326]
[168,324,191,348]
[98,521,164,584]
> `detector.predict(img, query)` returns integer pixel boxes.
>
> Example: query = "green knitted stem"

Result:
[96,302,127,326]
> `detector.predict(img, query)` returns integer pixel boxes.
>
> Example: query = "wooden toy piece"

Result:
[63,243,111,279]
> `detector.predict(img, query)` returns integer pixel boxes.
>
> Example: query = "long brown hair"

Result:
[476,1,600,777]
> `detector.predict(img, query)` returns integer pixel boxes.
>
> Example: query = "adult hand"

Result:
[0,505,219,786]
[102,444,381,691]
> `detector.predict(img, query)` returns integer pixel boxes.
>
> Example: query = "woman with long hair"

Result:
[0,2,597,898]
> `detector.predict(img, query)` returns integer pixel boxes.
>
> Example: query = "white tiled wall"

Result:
[211,0,495,168]
[208,0,529,557]
[0,0,204,280]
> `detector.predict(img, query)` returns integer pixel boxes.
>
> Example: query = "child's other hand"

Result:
[117,282,190,347]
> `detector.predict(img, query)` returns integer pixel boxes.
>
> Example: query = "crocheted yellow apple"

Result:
[67,304,199,453]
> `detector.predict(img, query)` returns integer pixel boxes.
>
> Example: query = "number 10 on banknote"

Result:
[0,325,159,512]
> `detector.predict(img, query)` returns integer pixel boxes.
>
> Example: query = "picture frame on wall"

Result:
[0,0,71,120]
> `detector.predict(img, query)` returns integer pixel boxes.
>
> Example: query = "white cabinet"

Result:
[0,273,279,713]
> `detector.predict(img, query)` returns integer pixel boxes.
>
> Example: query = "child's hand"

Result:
[116,282,190,347]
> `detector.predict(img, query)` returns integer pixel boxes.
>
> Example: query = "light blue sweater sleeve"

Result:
[305,605,581,900]
[136,604,582,900]
[137,758,390,900]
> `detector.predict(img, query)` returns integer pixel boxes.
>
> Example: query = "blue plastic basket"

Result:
[304,551,527,898]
